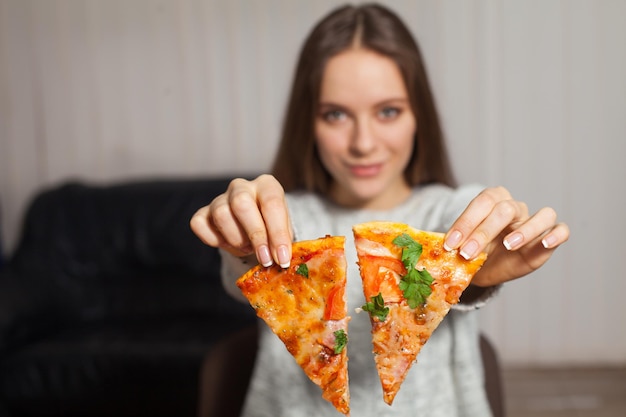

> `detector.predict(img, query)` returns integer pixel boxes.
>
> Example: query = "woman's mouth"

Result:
[349,163,383,177]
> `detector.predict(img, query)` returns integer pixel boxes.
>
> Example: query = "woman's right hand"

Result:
[190,174,294,268]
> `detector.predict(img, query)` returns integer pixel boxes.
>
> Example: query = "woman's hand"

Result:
[444,186,570,287]
[190,174,294,268]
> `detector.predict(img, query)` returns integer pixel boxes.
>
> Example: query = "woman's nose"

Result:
[350,117,376,155]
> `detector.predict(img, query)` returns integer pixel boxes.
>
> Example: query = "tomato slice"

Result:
[324,283,346,321]
[359,255,405,302]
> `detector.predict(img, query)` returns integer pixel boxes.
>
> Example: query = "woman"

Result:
[191,4,569,416]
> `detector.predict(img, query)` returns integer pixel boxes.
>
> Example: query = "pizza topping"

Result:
[393,233,434,308]
[361,292,390,322]
[333,329,348,354]
[296,263,309,278]
[358,255,405,302]
[319,318,349,353]
[324,284,346,321]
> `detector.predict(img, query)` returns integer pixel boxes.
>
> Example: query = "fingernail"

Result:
[444,230,462,251]
[542,234,557,249]
[277,245,291,268]
[503,232,524,251]
[460,240,478,260]
[257,245,273,267]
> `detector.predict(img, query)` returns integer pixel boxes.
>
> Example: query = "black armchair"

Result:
[0,177,257,417]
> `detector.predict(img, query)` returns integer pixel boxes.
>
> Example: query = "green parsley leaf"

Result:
[393,233,422,271]
[296,263,309,278]
[393,233,433,308]
[361,293,389,322]
[333,329,347,354]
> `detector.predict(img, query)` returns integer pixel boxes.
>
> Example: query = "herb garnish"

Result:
[361,293,389,322]
[296,263,309,278]
[333,329,347,354]
[393,233,433,309]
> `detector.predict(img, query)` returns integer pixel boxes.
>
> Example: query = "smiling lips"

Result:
[349,163,384,177]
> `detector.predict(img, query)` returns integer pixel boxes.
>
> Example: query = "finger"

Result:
[190,205,219,246]
[540,222,570,249]
[228,178,276,267]
[190,198,252,257]
[255,175,293,268]
[229,175,293,268]
[502,206,558,251]
[444,187,515,252]
[459,199,527,260]
[209,192,253,255]
[500,221,569,276]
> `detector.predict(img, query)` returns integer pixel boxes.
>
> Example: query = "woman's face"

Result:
[315,48,416,210]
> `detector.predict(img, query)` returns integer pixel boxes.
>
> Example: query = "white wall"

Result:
[1,0,625,367]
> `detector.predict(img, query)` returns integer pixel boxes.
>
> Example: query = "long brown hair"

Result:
[271,3,456,193]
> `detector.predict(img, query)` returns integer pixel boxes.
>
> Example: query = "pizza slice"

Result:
[236,235,350,415]
[352,221,487,405]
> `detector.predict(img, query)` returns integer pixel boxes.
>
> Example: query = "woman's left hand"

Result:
[444,186,570,287]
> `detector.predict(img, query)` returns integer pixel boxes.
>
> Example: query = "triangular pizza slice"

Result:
[352,221,487,405]
[236,235,350,415]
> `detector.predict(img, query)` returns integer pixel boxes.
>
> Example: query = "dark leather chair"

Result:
[0,177,258,417]
[198,325,259,417]
[199,325,505,417]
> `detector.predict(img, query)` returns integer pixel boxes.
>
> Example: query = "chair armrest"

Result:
[198,324,259,417]
[0,268,63,354]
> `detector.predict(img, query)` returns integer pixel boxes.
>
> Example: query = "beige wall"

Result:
[1,0,625,366]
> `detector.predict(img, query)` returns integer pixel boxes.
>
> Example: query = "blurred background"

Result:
[1,0,625,413]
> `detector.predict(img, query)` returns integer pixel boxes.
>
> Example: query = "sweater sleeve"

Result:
[219,248,253,303]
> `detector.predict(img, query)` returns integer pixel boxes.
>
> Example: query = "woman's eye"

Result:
[378,107,400,120]
[322,110,347,122]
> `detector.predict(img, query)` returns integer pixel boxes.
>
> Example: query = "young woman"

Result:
[191,4,569,416]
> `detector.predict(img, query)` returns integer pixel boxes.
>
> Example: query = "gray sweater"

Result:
[221,183,495,417]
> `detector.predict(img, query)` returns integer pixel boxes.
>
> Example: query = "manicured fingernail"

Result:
[460,240,478,260]
[257,245,273,267]
[503,232,523,251]
[277,245,291,268]
[542,234,557,249]
[444,230,462,251]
